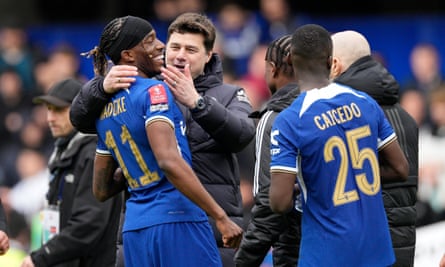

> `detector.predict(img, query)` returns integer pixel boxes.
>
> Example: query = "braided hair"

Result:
[81,17,125,76]
[265,34,294,77]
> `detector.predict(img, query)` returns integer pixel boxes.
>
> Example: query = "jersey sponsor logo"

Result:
[271,129,279,146]
[270,129,280,155]
[149,84,168,104]
[236,89,251,104]
[150,103,169,112]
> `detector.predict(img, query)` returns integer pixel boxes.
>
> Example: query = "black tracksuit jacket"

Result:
[235,83,302,267]
[30,132,122,267]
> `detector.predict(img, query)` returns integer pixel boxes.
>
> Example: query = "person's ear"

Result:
[205,50,212,63]
[286,53,292,66]
[330,56,342,79]
[120,50,135,63]
[269,61,279,78]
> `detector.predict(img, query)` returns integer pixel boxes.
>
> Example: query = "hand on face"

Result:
[161,64,200,108]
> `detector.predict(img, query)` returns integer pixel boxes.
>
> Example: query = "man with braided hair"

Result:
[84,15,242,267]
[71,12,255,267]
[269,24,409,266]
[234,35,301,267]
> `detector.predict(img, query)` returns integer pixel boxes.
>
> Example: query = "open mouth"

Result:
[174,64,186,72]
[153,54,164,63]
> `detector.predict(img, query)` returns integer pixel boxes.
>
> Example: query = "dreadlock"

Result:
[265,34,294,77]
[81,17,125,76]
[82,16,154,77]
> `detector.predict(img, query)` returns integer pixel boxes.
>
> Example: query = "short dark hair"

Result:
[290,24,332,75]
[291,24,332,60]
[167,12,216,52]
[265,34,293,77]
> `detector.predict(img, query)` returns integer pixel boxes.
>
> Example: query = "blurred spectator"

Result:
[151,0,180,43]
[417,88,445,226]
[0,25,36,92]
[177,0,206,13]
[402,43,444,130]
[151,0,206,43]
[19,120,53,158]
[0,208,28,267]
[404,43,443,94]
[34,43,86,94]
[236,44,270,111]
[430,87,445,136]
[400,89,427,127]
[0,68,35,187]
[214,2,262,77]
[5,149,48,224]
[256,0,301,44]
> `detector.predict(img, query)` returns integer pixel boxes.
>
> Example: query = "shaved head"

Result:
[331,30,371,72]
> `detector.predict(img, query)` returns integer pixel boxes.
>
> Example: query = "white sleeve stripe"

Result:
[96,148,111,155]
[270,166,298,173]
[378,132,396,149]
[145,115,174,128]
[253,111,274,196]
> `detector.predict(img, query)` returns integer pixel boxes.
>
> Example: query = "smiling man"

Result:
[70,13,255,267]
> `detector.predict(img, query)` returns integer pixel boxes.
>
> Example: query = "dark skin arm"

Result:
[146,119,243,248]
[378,138,409,181]
[93,156,126,202]
[270,171,296,214]
[269,138,409,214]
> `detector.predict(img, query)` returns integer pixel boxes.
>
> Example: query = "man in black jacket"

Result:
[21,78,122,267]
[331,30,418,267]
[70,13,255,267]
[234,34,301,267]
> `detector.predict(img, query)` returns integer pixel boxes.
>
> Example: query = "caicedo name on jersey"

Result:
[313,102,361,130]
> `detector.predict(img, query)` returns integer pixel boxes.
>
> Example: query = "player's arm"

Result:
[269,171,296,214]
[70,65,138,134]
[93,154,126,201]
[378,138,409,181]
[146,119,243,248]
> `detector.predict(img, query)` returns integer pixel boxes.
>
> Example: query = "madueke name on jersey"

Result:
[100,96,127,119]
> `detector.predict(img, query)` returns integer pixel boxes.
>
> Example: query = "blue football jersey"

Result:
[270,83,396,266]
[96,77,207,232]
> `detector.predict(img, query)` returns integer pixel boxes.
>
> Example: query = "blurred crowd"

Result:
[0,0,443,264]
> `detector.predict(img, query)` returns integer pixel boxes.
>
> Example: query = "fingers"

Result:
[160,64,187,84]
[184,64,192,79]
[222,233,243,248]
[103,65,137,94]
[160,66,181,91]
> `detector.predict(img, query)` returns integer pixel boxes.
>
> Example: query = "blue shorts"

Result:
[123,221,222,267]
